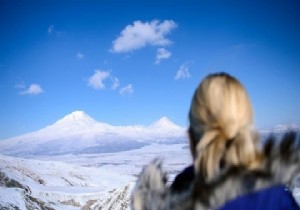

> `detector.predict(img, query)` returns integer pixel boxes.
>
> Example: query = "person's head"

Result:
[188,72,262,182]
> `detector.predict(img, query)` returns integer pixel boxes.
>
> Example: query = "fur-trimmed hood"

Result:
[131,132,300,210]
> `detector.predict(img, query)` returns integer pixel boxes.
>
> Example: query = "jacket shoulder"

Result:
[219,185,300,210]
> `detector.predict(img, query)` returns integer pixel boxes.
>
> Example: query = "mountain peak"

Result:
[53,110,98,127]
[150,116,180,129]
[157,116,173,123]
[68,110,89,119]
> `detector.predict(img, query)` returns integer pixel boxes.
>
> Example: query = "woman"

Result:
[132,73,300,210]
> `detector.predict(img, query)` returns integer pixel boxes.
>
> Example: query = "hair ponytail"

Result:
[189,73,262,182]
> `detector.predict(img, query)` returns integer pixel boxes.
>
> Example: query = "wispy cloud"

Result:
[48,25,55,34]
[20,84,44,95]
[48,25,65,37]
[15,81,26,89]
[120,84,133,95]
[87,70,133,96]
[111,20,177,53]
[155,48,172,64]
[87,70,110,90]
[175,63,191,80]
[111,77,120,90]
[77,52,85,60]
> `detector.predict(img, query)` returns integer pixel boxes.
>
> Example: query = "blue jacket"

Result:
[219,185,300,210]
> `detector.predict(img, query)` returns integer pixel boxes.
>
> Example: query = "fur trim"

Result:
[131,159,168,210]
[131,132,300,210]
[263,132,300,187]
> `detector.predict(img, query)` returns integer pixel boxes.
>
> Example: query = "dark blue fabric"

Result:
[219,185,300,210]
[171,165,195,192]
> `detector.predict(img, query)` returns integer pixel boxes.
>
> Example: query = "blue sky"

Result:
[0,0,299,140]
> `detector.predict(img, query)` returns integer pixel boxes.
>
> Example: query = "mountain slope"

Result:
[0,155,134,210]
[0,111,186,157]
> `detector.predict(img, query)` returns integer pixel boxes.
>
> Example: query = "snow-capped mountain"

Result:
[0,111,186,157]
[52,110,101,128]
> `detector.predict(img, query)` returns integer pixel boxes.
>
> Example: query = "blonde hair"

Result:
[189,73,262,182]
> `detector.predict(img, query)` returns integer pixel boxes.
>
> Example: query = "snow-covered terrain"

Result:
[0,144,191,209]
[0,155,134,210]
[0,111,299,209]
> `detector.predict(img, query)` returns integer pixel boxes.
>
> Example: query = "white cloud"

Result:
[77,52,85,60]
[20,84,43,95]
[175,63,191,80]
[120,84,133,95]
[111,77,120,90]
[155,48,172,64]
[111,20,177,53]
[87,70,110,90]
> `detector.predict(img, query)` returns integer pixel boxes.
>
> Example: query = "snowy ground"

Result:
[1,142,300,209]
[36,143,192,179]
[0,154,135,210]
[0,143,192,210]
